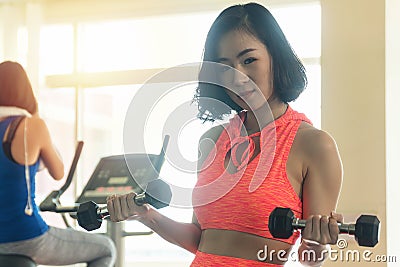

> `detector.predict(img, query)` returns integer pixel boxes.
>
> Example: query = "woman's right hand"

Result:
[106,192,150,222]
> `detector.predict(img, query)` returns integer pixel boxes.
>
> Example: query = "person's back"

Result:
[0,116,47,243]
[0,61,116,267]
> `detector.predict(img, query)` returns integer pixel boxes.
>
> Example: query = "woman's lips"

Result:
[238,89,255,98]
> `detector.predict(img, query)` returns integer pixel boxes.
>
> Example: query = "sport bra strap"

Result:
[3,116,25,162]
[6,116,25,142]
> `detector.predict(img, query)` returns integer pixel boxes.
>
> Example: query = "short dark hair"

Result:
[0,61,38,114]
[194,2,307,122]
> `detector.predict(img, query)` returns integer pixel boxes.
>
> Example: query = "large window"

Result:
[273,3,321,128]
[35,2,321,266]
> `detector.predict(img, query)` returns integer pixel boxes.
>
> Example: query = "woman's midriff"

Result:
[197,229,294,265]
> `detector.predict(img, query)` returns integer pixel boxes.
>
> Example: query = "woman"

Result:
[107,3,343,266]
[0,61,116,267]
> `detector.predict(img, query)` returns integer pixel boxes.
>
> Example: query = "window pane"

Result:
[291,64,321,128]
[273,3,321,58]
[36,87,76,227]
[78,12,217,72]
[80,85,139,187]
[40,24,74,75]
[17,27,28,66]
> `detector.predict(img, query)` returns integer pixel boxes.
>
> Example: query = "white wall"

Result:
[385,0,400,266]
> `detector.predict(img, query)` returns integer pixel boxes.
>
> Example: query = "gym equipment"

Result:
[0,254,36,267]
[39,135,171,267]
[76,135,170,205]
[39,141,84,226]
[77,178,171,231]
[40,135,170,213]
[268,207,380,247]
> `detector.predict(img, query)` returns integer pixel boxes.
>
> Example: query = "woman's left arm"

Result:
[298,128,343,266]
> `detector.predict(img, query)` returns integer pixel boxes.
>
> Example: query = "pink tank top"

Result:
[192,106,311,244]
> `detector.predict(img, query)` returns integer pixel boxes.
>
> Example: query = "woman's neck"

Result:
[243,99,287,134]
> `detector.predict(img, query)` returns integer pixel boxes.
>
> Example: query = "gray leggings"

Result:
[0,226,116,267]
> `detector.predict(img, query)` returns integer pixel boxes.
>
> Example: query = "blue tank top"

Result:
[0,117,49,243]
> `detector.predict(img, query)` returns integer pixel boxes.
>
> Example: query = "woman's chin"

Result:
[241,101,270,114]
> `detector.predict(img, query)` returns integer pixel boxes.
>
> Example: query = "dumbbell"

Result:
[268,207,380,247]
[77,179,172,231]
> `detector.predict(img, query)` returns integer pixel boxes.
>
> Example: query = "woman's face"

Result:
[216,29,274,112]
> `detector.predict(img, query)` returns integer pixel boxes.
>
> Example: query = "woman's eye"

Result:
[244,57,256,65]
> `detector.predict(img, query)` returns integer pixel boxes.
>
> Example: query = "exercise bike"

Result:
[2,136,170,267]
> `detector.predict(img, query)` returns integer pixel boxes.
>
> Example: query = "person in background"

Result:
[106,2,343,266]
[0,60,116,267]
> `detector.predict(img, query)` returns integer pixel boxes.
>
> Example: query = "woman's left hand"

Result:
[301,212,344,245]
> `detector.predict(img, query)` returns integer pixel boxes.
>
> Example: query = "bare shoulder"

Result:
[25,116,52,145]
[14,116,47,139]
[296,122,339,159]
[298,123,343,216]
[197,123,226,169]
[199,124,226,143]
[198,123,226,154]
[27,116,48,131]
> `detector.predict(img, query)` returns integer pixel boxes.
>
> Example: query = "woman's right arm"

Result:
[107,125,224,253]
[139,207,202,254]
[31,116,64,180]
[106,193,202,253]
